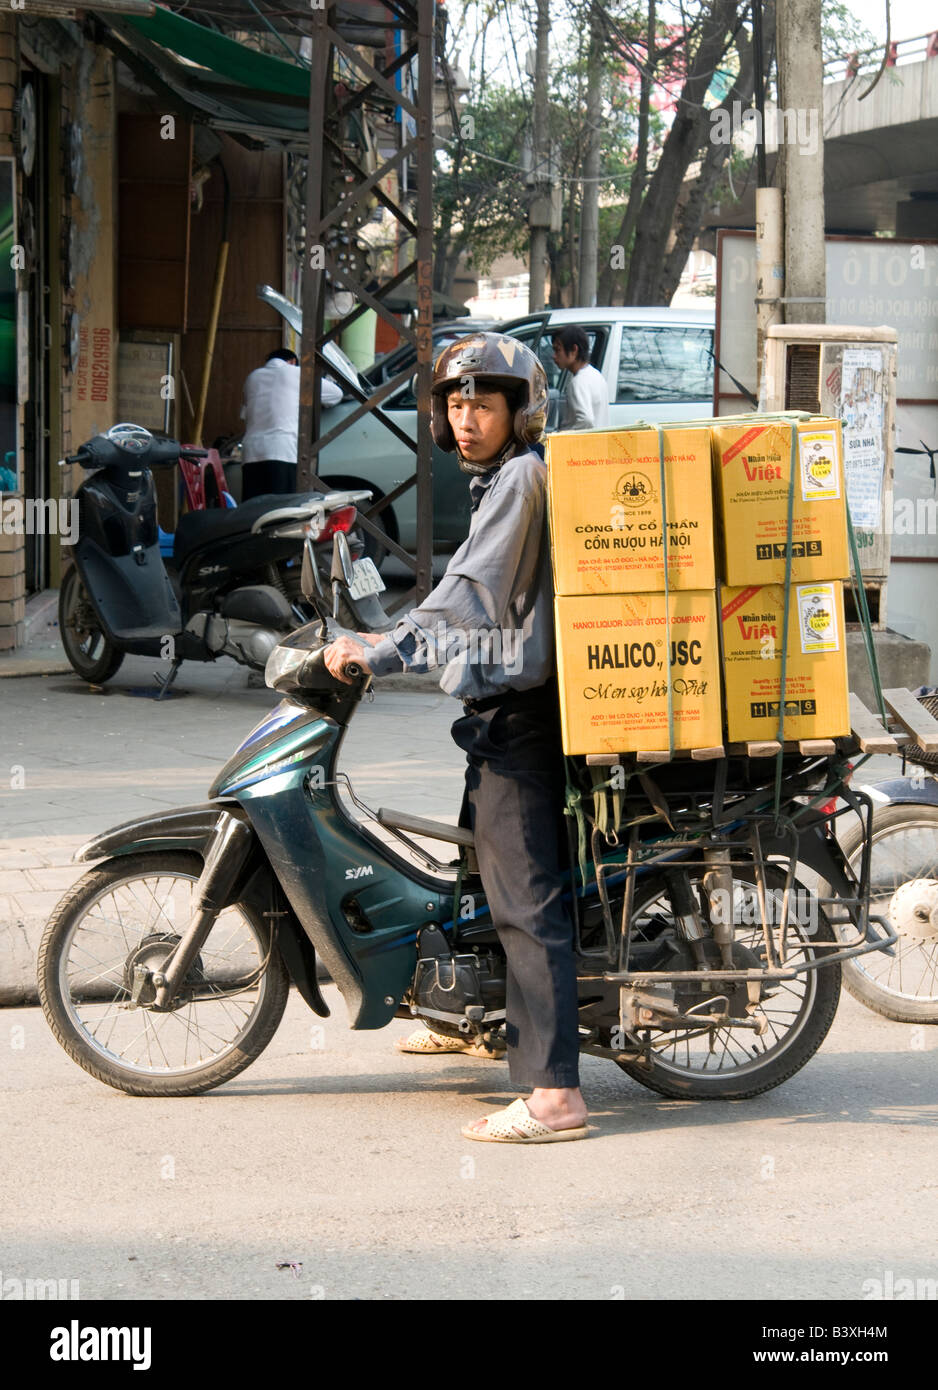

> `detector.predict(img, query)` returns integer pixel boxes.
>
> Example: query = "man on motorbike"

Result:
[323,334,589,1143]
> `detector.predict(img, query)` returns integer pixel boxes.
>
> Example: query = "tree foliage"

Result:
[435,0,876,307]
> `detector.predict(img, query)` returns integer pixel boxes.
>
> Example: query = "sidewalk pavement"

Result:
[0,646,463,1004]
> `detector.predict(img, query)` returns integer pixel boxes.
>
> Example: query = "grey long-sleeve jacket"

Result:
[366,447,555,701]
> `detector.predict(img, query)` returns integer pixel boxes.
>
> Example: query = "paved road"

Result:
[3,984,937,1301]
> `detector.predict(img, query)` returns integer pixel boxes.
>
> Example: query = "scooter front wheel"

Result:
[59,565,125,684]
[38,851,290,1096]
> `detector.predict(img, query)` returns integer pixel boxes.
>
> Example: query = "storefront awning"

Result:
[100,6,312,146]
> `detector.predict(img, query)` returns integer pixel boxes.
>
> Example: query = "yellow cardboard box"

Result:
[554,590,723,755]
[547,426,715,594]
[712,419,849,584]
[720,581,850,742]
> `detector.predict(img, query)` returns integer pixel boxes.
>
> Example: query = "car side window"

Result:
[616,327,713,403]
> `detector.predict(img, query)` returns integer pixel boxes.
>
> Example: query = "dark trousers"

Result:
[241,459,295,499]
[450,682,580,1090]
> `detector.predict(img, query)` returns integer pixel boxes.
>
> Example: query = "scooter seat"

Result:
[172,493,318,562]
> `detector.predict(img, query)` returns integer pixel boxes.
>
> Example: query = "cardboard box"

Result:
[554,590,723,755]
[547,426,715,594]
[712,419,849,584]
[720,581,850,742]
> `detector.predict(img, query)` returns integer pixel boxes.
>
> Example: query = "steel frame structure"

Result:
[298,0,436,609]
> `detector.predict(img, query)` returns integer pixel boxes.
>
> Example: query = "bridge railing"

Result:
[824,31,938,84]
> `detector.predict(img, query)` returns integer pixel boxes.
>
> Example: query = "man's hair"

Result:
[266,348,298,365]
[551,326,590,362]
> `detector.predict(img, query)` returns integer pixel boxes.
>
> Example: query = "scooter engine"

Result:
[409,926,506,1038]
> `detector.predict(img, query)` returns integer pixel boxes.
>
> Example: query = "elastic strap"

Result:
[845,494,887,723]
[657,426,674,761]
[774,424,798,824]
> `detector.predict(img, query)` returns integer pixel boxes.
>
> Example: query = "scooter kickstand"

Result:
[155,658,182,700]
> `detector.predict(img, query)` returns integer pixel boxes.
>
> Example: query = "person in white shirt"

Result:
[551,326,609,431]
[240,348,343,498]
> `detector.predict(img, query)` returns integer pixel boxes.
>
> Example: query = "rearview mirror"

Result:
[331,531,355,588]
[300,535,325,603]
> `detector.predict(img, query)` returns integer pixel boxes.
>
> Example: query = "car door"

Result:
[610,324,715,427]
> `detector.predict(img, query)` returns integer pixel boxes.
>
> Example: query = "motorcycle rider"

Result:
[323,334,589,1143]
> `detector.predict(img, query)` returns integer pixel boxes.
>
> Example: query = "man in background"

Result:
[240,348,343,498]
[550,326,609,431]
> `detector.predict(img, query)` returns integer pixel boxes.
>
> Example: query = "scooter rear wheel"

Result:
[59,565,125,684]
[38,851,290,1096]
[607,864,841,1100]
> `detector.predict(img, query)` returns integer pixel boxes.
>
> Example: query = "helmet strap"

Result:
[455,437,517,476]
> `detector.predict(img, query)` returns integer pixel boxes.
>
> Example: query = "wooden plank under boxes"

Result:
[554,590,723,755]
[720,581,850,742]
[712,418,849,584]
[547,426,714,594]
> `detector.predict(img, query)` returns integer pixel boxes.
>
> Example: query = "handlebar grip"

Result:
[345,662,363,679]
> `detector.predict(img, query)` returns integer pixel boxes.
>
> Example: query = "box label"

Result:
[799,429,841,502]
[797,582,840,653]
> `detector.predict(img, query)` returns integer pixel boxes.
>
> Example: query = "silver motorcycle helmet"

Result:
[429,333,548,473]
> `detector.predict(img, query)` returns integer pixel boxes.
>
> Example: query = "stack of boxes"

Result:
[547,416,852,756]
[548,426,723,756]
[712,418,851,745]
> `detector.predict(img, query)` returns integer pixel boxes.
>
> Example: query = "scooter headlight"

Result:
[264,643,308,692]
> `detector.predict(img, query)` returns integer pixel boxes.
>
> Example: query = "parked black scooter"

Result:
[58,422,388,693]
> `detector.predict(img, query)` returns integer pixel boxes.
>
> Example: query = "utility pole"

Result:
[528,0,551,312]
[752,0,782,395]
[578,2,603,308]
[776,0,826,326]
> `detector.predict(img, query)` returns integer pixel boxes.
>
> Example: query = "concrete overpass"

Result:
[703,33,938,242]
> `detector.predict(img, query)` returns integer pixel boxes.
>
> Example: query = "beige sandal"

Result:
[461,1097,590,1143]
[394,1025,505,1058]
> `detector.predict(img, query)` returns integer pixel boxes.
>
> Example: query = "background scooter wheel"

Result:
[58,565,125,684]
[836,805,938,1024]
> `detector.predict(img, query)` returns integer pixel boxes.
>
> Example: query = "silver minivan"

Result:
[258,287,715,558]
[498,306,716,431]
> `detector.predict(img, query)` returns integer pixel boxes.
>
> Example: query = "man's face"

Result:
[552,338,578,372]
[446,387,513,462]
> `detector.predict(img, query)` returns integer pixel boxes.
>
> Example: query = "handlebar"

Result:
[297,642,367,690]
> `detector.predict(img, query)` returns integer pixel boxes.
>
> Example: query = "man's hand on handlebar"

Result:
[322,634,375,684]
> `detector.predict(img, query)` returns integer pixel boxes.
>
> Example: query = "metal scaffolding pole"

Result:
[296,0,435,608]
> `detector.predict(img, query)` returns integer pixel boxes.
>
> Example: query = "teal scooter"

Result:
[38,535,874,1102]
